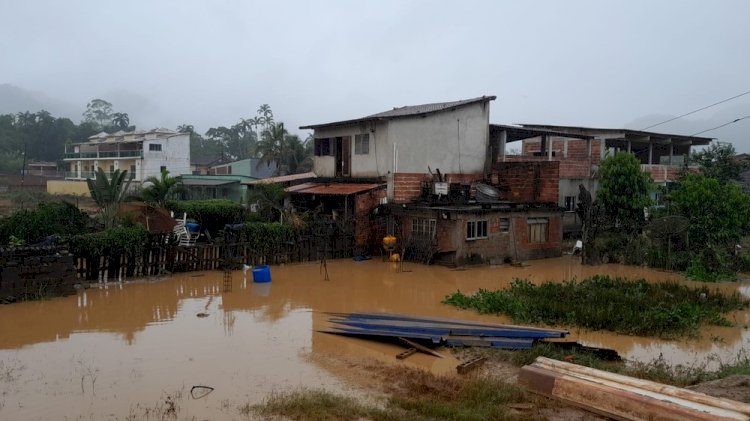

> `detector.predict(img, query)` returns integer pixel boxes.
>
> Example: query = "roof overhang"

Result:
[285,182,384,195]
[180,179,239,187]
[519,124,713,146]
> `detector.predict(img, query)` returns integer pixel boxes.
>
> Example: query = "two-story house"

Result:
[63,128,190,182]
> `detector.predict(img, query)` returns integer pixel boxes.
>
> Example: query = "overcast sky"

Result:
[1,1,749,149]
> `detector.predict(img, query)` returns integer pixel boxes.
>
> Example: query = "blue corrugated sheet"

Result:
[320,312,569,350]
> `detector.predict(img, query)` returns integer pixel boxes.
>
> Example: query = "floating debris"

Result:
[190,385,214,399]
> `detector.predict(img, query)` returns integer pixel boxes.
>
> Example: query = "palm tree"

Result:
[256,123,286,175]
[86,168,133,229]
[257,104,273,128]
[112,113,130,130]
[142,169,181,206]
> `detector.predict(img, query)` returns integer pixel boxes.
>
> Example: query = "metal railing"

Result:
[64,150,143,159]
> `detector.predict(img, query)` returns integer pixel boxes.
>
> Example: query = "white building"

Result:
[300,96,495,202]
[63,128,190,183]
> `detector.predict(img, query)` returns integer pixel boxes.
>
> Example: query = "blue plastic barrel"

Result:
[185,223,200,232]
[252,265,272,283]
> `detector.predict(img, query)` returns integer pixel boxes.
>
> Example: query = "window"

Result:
[354,134,369,155]
[109,165,114,176]
[466,220,488,240]
[499,218,509,232]
[527,218,549,244]
[564,196,576,212]
[314,138,331,156]
[130,165,136,174]
[411,218,436,238]
[149,143,162,152]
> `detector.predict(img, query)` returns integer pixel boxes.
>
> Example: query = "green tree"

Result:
[112,112,130,130]
[82,99,114,129]
[246,182,287,222]
[690,142,747,184]
[86,168,133,229]
[597,152,652,232]
[668,173,750,247]
[142,169,181,206]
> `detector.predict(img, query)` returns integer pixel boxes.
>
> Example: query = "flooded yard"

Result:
[1,256,749,420]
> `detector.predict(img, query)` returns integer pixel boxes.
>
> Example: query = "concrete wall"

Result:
[312,101,490,179]
[142,134,190,180]
[47,180,91,196]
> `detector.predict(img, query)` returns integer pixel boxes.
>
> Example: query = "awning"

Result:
[180,179,238,187]
[285,182,384,195]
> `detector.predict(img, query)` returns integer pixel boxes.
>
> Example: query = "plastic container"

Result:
[252,265,272,283]
[185,223,200,232]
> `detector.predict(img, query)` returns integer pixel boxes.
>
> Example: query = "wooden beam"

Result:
[398,337,444,358]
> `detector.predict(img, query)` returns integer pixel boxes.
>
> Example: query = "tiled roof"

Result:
[300,96,496,129]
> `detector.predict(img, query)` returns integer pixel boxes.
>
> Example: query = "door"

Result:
[335,136,351,177]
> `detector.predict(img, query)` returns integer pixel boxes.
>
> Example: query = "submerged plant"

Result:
[443,275,749,338]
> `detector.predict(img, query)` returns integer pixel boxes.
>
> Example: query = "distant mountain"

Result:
[0,84,80,119]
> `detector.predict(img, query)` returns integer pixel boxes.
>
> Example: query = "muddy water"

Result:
[0,256,748,419]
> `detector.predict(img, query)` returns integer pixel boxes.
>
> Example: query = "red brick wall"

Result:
[519,138,601,164]
[393,172,484,204]
[354,186,386,247]
[641,165,691,183]
[490,161,559,203]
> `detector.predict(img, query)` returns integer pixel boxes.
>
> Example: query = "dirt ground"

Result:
[687,375,750,403]
[311,350,607,421]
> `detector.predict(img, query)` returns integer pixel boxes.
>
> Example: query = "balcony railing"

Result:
[65,171,96,179]
[64,150,143,159]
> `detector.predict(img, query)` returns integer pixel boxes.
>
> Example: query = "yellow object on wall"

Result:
[47,180,91,197]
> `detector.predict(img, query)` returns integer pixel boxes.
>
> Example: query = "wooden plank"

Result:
[398,337,443,358]
[519,365,748,421]
[533,357,750,416]
[396,348,417,359]
[456,356,486,374]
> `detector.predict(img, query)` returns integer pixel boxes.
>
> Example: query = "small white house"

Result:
[63,128,190,183]
[300,96,495,202]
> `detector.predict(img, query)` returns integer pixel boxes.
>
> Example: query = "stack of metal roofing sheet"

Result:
[320,312,568,350]
[520,357,750,421]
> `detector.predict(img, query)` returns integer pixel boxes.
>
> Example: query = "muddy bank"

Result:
[0,256,748,419]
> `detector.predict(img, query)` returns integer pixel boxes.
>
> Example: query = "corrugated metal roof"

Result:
[300,96,496,129]
[285,182,384,195]
[180,179,238,187]
[244,172,317,185]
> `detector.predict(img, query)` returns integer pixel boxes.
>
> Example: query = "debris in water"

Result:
[456,356,487,374]
[196,312,209,318]
[190,385,214,399]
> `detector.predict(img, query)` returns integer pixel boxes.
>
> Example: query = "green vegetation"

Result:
[690,142,748,184]
[86,168,133,229]
[166,199,245,235]
[67,226,150,257]
[597,152,652,232]
[238,222,295,253]
[0,201,89,244]
[253,371,531,421]
[442,276,748,338]
[142,169,182,206]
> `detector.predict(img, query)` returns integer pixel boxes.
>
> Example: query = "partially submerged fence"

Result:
[0,246,78,301]
[70,220,356,282]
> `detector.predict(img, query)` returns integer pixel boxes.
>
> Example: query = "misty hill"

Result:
[0,84,80,119]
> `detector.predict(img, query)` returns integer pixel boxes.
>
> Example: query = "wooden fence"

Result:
[71,230,356,282]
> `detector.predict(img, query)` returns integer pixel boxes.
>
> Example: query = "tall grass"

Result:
[443,275,748,338]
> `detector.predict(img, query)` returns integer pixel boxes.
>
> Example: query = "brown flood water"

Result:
[1,256,749,420]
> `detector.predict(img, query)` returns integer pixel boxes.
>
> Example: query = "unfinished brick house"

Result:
[495,124,713,234]
[297,97,572,263]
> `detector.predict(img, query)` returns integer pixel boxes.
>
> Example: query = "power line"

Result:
[690,115,750,136]
[640,89,750,131]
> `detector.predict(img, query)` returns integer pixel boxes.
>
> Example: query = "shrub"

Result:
[166,199,245,235]
[236,222,295,256]
[0,201,89,244]
[67,226,150,257]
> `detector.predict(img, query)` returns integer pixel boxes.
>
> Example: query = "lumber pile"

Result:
[519,357,750,421]
[320,312,568,350]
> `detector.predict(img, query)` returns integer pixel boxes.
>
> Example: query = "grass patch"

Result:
[252,366,538,421]
[442,275,748,338]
